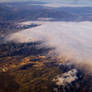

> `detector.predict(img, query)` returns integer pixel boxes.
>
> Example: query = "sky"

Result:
[0,0,33,2]
[0,0,92,3]
[0,0,92,6]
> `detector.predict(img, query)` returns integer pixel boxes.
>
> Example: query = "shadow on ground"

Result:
[0,41,54,58]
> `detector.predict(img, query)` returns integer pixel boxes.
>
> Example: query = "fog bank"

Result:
[4,21,92,70]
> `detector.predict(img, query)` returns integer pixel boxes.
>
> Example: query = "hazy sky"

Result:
[0,0,92,6]
[0,0,34,2]
[0,0,92,3]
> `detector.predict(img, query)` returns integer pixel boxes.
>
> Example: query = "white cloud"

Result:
[4,20,92,71]
[53,69,78,86]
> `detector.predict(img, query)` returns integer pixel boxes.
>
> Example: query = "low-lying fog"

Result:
[4,20,92,71]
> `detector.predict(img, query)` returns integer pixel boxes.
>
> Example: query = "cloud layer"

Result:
[4,21,92,71]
